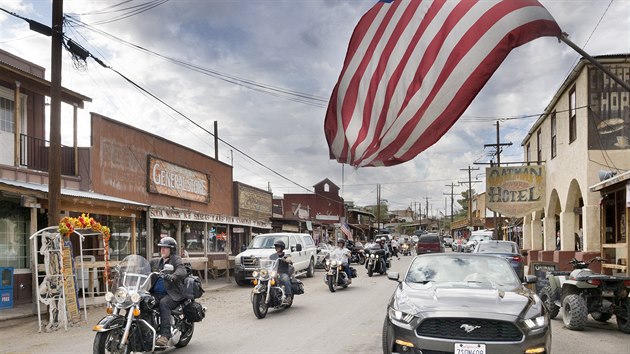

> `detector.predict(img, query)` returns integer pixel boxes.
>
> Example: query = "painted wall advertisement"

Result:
[485,166,545,217]
[147,156,209,203]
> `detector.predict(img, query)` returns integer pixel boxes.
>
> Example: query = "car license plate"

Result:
[455,343,486,354]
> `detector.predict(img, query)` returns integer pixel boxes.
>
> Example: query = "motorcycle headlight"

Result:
[523,315,547,330]
[388,307,415,324]
[104,292,114,302]
[370,254,375,259]
[115,288,129,303]
[270,270,278,278]
[130,293,141,304]
[331,260,338,267]
[261,269,268,277]
[326,259,331,266]
[376,255,380,259]
[252,270,259,278]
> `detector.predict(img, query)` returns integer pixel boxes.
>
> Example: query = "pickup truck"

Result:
[234,233,317,286]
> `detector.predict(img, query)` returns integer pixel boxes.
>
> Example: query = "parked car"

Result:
[464,232,493,252]
[383,254,548,354]
[441,236,454,247]
[472,240,527,280]
[234,233,317,285]
[415,233,444,255]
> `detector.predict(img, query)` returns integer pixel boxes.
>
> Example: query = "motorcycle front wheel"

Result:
[359,255,366,265]
[175,321,195,348]
[327,275,336,293]
[252,293,268,319]
[93,329,131,354]
[368,266,374,277]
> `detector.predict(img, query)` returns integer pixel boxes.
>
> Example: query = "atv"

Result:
[538,257,630,333]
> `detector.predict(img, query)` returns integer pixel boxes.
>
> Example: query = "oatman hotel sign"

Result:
[485,166,545,217]
[148,156,209,203]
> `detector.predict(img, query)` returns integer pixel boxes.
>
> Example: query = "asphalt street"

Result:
[0,253,628,353]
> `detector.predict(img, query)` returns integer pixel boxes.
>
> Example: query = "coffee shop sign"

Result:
[149,208,271,228]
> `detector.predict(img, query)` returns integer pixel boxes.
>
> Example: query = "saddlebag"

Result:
[291,278,305,295]
[183,275,205,300]
[350,267,357,278]
[183,301,205,322]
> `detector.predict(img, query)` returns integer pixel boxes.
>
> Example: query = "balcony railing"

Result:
[20,134,76,176]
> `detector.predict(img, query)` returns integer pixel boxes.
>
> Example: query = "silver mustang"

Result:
[383,253,551,354]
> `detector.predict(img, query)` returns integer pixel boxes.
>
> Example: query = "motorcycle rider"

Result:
[391,237,400,258]
[269,240,292,304]
[331,238,352,283]
[377,237,391,268]
[150,237,187,346]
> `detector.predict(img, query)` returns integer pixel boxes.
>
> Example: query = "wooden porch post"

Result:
[14,81,21,167]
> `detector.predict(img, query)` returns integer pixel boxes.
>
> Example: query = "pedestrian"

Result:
[574,232,581,251]
[555,231,560,250]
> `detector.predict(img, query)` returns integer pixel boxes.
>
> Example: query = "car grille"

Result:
[241,256,259,267]
[416,318,523,342]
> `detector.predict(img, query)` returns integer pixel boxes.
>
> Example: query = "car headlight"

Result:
[104,291,114,302]
[388,307,415,324]
[130,292,141,303]
[115,288,129,303]
[252,270,259,278]
[523,315,547,330]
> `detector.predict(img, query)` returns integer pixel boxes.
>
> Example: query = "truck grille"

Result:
[416,318,523,342]
[241,256,259,267]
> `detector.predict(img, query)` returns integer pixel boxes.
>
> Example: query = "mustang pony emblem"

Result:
[460,324,481,333]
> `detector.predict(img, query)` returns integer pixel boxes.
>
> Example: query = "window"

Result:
[0,96,15,133]
[526,143,531,165]
[536,130,542,164]
[550,111,557,158]
[569,87,577,143]
[0,199,30,268]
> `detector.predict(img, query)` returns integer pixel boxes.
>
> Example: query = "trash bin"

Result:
[0,267,14,309]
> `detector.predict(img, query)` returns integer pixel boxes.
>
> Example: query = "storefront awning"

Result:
[150,207,272,229]
[0,179,148,207]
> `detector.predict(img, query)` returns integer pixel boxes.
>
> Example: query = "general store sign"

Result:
[147,156,209,203]
[486,166,545,217]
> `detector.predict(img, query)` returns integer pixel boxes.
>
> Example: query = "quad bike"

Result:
[538,257,630,333]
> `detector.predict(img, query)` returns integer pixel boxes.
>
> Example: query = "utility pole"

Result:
[423,196,430,220]
[459,166,480,234]
[48,0,63,226]
[376,183,381,233]
[444,182,457,237]
[483,121,512,240]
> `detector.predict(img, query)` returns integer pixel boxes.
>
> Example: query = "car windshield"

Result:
[248,235,289,249]
[477,242,517,253]
[404,255,520,289]
[419,235,439,243]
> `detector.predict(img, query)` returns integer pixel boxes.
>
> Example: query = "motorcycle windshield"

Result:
[258,259,278,271]
[112,255,153,293]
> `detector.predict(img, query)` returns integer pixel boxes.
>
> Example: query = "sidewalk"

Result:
[0,276,234,328]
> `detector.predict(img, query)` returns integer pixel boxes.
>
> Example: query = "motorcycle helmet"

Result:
[273,240,286,250]
[337,238,346,245]
[157,236,177,250]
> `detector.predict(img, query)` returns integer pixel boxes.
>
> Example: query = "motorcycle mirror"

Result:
[163,264,174,273]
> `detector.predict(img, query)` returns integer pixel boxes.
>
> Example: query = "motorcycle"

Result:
[539,257,630,333]
[93,255,205,354]
[401,243,412,256]
[349,246,366,265]
[324,253,356,292]
[365,248,389,277]
[251,259,304,319]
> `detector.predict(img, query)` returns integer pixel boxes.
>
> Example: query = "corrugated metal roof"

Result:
[589,170,630,192]
[0,179,148,207]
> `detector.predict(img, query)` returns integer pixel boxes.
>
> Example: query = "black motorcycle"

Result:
[93,255,205,354]
[349,246,366,265]
[325,254,357,292]
[251,259,304,319]
[365,248,389,277]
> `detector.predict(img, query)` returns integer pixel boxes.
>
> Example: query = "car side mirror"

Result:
[387,272,400,282]
[163,264,174,273]
[290,247,296,252]
[296,244,302,252]
[524,275,537,284]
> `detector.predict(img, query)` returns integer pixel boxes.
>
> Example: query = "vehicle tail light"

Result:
[587,279,602,286]
[511,256,523,263]
[623,280,630,287]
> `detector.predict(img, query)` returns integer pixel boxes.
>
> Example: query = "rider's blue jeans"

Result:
[279,273,292,296]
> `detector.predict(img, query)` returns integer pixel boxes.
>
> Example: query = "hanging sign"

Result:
[486,166,545,217]
[61,240,80,324]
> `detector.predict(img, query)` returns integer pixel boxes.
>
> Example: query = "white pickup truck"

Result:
[234,233,317,286]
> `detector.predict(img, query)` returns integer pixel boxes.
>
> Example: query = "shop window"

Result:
[550,111,557,158]
[0,199,30,268]
[208,225,227,253]
[153,220,178,256]
[182,222,205,255]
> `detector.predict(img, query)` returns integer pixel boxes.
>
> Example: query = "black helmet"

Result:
[158,236,177,250]
[273,240,286,250]
[337,238,346,245]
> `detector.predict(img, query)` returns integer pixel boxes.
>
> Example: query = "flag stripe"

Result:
[324,0,561,167]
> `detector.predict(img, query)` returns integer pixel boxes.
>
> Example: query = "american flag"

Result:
[325,0,561,167]
[340,223,353,240]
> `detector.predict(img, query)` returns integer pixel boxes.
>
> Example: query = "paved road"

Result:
[1,254,628,353]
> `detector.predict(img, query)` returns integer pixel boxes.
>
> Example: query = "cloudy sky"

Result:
[1,0,629,217]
